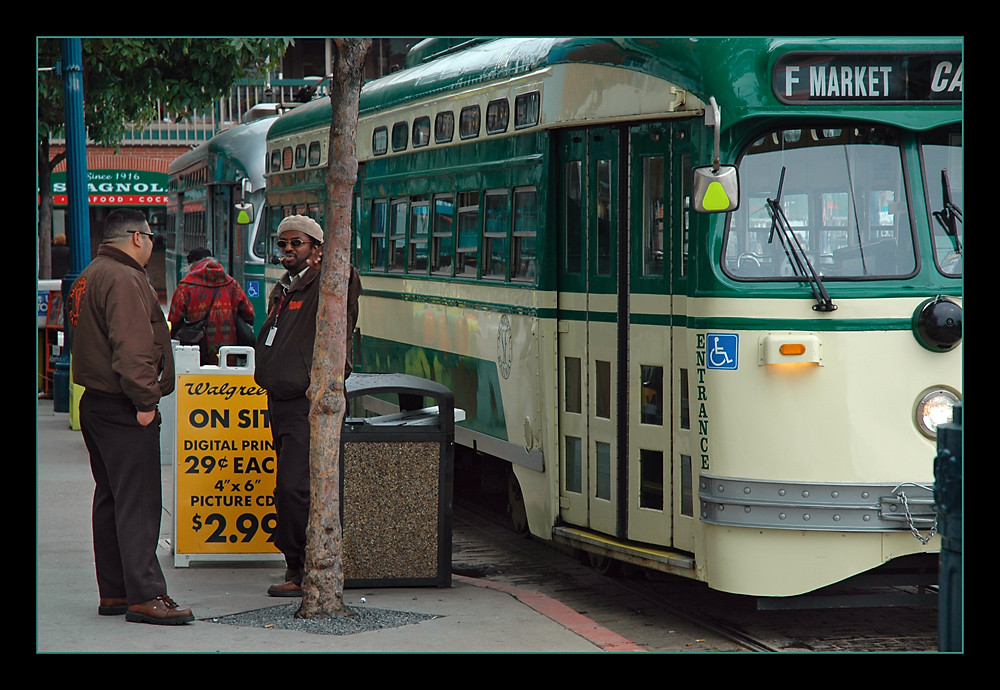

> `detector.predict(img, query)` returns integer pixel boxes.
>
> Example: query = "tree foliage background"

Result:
[37,38,291,276]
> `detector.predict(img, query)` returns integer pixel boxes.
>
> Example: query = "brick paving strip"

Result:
[454,574,646,652]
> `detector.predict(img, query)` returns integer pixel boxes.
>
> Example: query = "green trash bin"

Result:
[341,373,457,588]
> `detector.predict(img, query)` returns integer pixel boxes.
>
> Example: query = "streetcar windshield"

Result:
[725,125,916,280]
[920,126,963,277]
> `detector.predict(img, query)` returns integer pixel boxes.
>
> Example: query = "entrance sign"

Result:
[172,345,282,566]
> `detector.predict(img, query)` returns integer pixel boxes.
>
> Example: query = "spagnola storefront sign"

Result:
[50,169,168,205]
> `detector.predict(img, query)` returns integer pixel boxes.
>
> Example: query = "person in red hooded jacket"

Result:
[168,247,255,364]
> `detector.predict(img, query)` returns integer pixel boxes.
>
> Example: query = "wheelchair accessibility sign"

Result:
[706,333,739,370]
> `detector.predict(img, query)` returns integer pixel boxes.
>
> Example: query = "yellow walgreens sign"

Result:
[173,373,279,561]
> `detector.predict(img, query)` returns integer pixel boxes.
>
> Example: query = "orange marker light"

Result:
[779,343,806,356]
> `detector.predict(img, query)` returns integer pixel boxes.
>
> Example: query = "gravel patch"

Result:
[206,603,437,636]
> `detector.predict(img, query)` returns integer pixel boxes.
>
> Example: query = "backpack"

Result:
[174,289,218,362]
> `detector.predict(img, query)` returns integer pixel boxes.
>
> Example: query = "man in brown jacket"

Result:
[66,209,194,625]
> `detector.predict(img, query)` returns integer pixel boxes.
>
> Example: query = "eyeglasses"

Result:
[276,238,312,249]
[135,230,154,238]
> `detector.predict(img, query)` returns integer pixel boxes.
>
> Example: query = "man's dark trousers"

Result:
[268,394,311,585]
[80,391,168,604]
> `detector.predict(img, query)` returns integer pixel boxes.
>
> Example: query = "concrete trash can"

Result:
[341,373,460,588]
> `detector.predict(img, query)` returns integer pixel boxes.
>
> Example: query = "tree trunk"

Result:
[297,37,372,620]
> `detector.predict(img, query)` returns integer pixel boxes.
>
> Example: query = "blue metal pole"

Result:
[53,38,91,413]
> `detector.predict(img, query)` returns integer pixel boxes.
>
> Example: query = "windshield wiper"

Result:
[932,169,963,253]
[766,167,837,312]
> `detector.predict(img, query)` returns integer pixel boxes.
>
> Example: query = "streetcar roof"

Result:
[268,36,962,143]
[168,113,277,191]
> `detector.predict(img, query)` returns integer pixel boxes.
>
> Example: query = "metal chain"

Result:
[893,483,938,545]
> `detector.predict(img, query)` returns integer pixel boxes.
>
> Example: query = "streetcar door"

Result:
[625,123,672,546]
[623,120,696,548]
[556,127,621,538]
[210,184,234,276]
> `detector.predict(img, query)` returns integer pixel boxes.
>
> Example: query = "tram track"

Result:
[451,494,940,653]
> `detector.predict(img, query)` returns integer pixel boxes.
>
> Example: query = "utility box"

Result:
[342,373,460,588]
[935,403,962,653]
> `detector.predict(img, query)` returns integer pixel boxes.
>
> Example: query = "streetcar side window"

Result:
[456,191,480,277]
[565,356,582,414]
[391,122,408,152]
[412,117,431,148]
[565,161,583,274]
[595,360,611,419]
[639,449,664,510]
[183,204,206,257]
[435,112,455,144]
[432,194,455,276]
[514,92,540,129]
[370,199,387,271]
[409,195,430,274]
[596,159,612,276]
[483,189,510,280]
[389,197,407,272]
[512,187,537,282]
[373,127,388,156]
[486,98,509,135]
[565,436,582,494]
[642,156,665,276]
[641,365,663,425]
[460,106,480,140]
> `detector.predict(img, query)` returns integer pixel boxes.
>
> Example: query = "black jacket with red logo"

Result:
[253,264,360,401]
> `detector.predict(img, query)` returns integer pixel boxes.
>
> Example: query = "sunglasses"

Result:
[276,238,313,249]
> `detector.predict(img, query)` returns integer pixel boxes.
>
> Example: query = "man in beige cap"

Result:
[254,215,361,596]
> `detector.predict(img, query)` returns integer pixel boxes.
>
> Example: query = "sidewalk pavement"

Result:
[36,398,643,653]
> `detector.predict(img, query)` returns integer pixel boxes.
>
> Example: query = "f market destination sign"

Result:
[773,52,963,105]
[51,169,168,206]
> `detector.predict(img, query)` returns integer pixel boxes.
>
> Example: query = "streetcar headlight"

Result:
[914,388,960,439]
